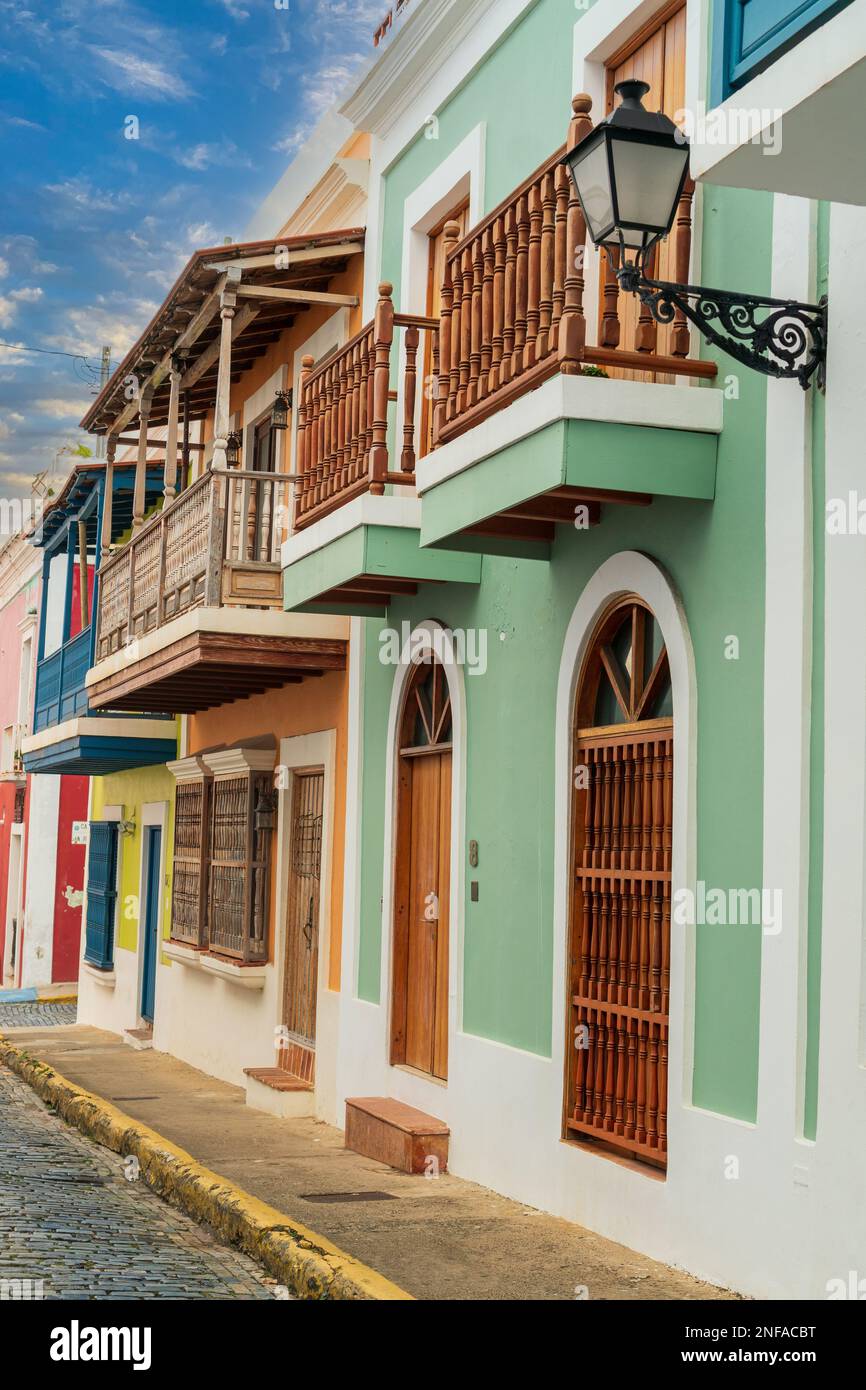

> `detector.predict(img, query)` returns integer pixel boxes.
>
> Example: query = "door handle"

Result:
[423,891,439,922]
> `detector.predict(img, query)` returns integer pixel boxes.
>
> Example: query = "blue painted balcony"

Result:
[33,627,91,732]
[21,460,178,777]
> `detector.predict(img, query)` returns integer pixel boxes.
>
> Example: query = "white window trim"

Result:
[396,123,486,468]
[571,0,705,356]
[553,551,697,1140]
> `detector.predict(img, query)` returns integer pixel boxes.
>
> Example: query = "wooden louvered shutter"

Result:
[84,821,119,969]
[170,775,210,947]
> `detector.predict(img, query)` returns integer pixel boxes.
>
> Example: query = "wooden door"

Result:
[601,0,687,380]
[282,769,324,1049]
[391,657,452,1080]
[565,597,673,1170]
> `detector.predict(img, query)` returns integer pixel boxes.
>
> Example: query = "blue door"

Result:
[140,826,162,1023]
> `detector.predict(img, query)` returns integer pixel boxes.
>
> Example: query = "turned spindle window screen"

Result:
[169,760,273,962]
[208,770,273,962]
[170,777,210,947]
[566,597,673,1170]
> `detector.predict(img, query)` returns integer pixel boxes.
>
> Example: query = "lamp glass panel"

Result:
[610,138,688,237]
[572,139,614,243]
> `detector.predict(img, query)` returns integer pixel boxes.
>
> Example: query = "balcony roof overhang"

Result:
[80,228,365,436]
[85,607,348,714]
[414,374,721,559]
[33,461,165,552]
[21,715,177,776]
[281,495,482,615]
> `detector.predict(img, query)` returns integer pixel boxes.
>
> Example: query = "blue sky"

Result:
[0,0,381,497]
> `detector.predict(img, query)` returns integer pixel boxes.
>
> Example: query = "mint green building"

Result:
[280,0,866,1297]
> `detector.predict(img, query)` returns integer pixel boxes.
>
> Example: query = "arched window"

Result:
[566,597,672,1170]
[390,654,453,1080]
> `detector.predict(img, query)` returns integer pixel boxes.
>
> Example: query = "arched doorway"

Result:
[390,653,452,1080]
[565,595,673,1170]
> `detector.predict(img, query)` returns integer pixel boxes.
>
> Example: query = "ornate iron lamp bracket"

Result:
[616,261,827,390]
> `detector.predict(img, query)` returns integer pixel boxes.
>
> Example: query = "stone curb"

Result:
[0,1037,413,1302]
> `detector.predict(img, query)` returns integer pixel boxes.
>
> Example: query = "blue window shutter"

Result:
[84,821,119,969]
[722,0,856,97]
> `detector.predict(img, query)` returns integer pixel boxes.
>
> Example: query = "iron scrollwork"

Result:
[616,261,827,390]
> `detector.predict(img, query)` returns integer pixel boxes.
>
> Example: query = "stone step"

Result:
[123,1027,153,1051]
[243,1066,314,1119]
[345,1097,449,1176]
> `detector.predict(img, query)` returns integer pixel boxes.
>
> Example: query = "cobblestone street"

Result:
[0,1002,77,1030]
[0,1067,280,1300]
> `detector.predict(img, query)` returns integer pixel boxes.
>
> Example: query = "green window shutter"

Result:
[84,821,119,969]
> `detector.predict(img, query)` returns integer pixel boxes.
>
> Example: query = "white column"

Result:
[758,193,814,1143]
[211,284,238,472]
[164,361,181,502]
[100,434,116,565]
[132,387,153,532]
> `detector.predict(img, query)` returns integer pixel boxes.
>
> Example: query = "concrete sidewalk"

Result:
[0,1023,735,1301]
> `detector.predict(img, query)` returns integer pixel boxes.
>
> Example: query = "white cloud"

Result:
[0,237,58,275]
[174,139,251,172]
[0,296,17,328]
[90,46,189,100]
[9,286,43,303]
[35,399,92,419]
[0,343,33,366]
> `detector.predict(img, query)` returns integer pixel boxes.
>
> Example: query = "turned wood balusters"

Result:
[293,283,438,529]
[435,96,592,446]
[292,92,703,527]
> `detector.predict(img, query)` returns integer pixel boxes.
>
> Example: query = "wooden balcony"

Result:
[88,467,346,713]
[293,298,436,531]
[288,97,719,571]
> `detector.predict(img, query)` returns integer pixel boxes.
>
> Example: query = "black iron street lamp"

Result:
[563,80,827,389]
[272,389,292,430]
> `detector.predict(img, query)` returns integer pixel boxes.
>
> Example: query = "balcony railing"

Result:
[34,627,91,732]
[293,302,437,530]
[292,113,714,530]
[96,467,291,662]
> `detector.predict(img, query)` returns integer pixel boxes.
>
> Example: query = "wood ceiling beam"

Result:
[235,284,358,308]
[107,273,230,434]
[209,242,362,273]
[179,300,260,392]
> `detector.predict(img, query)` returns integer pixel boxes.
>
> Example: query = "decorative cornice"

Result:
[340,0,505,140]
[200,748,277,778]
[167,754,211,782]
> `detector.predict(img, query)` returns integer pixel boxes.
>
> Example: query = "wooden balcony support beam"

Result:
[179,300,260,392]
[235,284,358,308]
[209,242,363,273]
[109,274,229,436]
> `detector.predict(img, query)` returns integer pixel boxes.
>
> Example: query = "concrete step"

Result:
[345,1097,449,1176]
[123,1027,153,1051]
[243,1066,314,1119]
